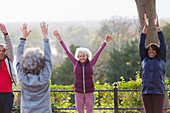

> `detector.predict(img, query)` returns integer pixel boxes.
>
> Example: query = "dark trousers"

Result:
[0,93,14,113]
[142,94,165,113]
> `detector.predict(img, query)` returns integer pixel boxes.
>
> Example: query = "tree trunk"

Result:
[135,0,159,46]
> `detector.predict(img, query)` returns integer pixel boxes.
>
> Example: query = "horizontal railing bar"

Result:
[12,88,170,112]
[13,107,170,110]
[13,89,170,92]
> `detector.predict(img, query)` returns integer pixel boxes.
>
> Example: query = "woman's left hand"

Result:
[105,32,114,42]
[40,21,48,38]
[154,14,159,27]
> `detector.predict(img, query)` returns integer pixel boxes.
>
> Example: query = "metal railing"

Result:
[12,83,170,113]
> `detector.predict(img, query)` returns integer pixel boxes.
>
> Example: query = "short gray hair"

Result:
[0,43,6,50]
[19,48,45,75]
[75,47,92,60]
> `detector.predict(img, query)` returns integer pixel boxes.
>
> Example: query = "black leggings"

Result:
[0,93,14,113]
[142,94,165,113]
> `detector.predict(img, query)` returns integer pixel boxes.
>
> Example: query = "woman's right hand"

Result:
[53,30,62,41]
[144,13,149,27]
[20,23,32,38]
[0,24,8,35]
[142,13,148,34]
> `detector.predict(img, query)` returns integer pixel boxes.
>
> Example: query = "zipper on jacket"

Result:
[6,57,16,86]
[82,66,85,93]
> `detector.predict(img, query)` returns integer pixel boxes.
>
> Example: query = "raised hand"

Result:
[144,13,149,27]
[154,14,159,27]
[20,23,32,38]
[105,32,114,42]
[142,14,149,34]
[154,14,161,32]
[40,21,48,38]
[53,30,62,41]
[0,24,8,35]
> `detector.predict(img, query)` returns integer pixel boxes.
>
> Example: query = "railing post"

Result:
[114,82,118,113]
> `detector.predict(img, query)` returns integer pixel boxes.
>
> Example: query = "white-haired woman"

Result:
[16,22,52,113]
[53,30,113,113]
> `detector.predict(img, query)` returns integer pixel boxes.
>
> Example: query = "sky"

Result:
[0,0,170,22]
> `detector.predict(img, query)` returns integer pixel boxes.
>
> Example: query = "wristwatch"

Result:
[4,33,8,36]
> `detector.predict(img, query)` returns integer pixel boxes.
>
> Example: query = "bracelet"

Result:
[104,40,107,43]
[157,27,161,29]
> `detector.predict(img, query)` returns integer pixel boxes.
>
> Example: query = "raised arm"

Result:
[16,23,32,79]
[0,24,14,61]
[17,23,32,62]
[40,22,52,79]
[91,33,114,67]
[155,14,167,62]
[53,30,77,65]
[139,14,148,61]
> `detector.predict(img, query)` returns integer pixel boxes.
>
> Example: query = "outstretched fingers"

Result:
[155,13,159,27]
[20,23,32,38]
[144,13,149,27]
[40,21,48,38]
[0,24,7,34]
[106,32,114,42]
[53,30,62,41]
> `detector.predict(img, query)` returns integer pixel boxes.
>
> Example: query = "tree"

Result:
[107,39,141,83]
[51,44,79,85]
[92,17,138,83]
[135,0,158,45]
[162,23,170,78]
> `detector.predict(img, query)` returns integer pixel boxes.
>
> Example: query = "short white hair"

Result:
[75,47,92,60]
[0,43,6,49]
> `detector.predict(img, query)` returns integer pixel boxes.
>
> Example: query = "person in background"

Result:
[0,23,18,113]
[16,22,52,113]
[139,14,166,113]
[53,30,113,113]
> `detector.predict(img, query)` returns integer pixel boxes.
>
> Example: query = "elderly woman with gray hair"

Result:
[16,22,52,113]
[53,30,114,113]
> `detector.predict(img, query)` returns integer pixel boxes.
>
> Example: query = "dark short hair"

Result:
[146,43,161,59]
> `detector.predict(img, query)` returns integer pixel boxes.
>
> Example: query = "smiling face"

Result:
[78,52,88,63]
[0,46,6,60]
[148,47,157,58]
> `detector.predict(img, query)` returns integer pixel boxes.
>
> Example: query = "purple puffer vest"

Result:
[74,59,95,93]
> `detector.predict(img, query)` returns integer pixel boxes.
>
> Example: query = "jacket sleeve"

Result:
[41,38,52,80]
[4,35,14,61]
[158,31,167,62]
[16,39,26,80]
[139,33,147,61]
[60,40,77,65]
[91,41,107,67]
